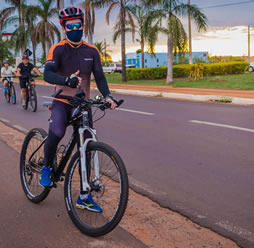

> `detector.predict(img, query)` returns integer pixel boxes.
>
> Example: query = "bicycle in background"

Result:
[23,75,38,112]
[3,76,16,104]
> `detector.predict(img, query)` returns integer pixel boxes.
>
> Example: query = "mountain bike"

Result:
[20,89,129,237]
[3,77,16,104]
[23,75,37,112]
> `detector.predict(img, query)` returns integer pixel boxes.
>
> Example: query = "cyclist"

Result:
[1,60,14,94]
[15,54,41,107]
[40,6,116,212]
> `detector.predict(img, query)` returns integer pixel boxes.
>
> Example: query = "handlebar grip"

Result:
[52,89,63,98]
[116,99,124,107]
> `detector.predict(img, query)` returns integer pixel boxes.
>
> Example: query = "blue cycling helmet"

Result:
[3,60,9,64]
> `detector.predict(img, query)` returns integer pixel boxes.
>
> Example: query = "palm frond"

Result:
[106,2,118,24]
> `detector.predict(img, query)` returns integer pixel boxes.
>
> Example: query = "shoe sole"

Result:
[76,203,102,213]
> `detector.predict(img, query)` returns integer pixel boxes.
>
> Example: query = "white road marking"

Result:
[41,96,53,99]
[0,118,10,123]
[41,96,155,116]
[12,125,28,133]
[117,108,155,116]
[190,120,254,133]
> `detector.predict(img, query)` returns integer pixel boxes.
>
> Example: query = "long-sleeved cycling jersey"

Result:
[44,39,110,99]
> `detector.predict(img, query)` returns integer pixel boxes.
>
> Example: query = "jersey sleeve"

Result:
[43,44,67,85]
[92,48,110,97]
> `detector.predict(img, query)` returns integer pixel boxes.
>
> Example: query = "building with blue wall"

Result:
[125,52,209,68]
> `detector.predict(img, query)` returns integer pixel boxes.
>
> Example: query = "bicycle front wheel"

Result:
[10,84,16,104]
[30,86,37,112]
[20,128,50,203]
[64,141,129,237]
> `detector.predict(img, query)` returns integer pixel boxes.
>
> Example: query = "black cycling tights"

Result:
[44,100,93,167]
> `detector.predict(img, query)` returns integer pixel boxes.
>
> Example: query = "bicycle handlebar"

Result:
[52,89,124,110]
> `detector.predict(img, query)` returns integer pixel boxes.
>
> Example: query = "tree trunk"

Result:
[32,42,36,66]
[120,7,127,82]
[188,0,193,64]
[166,33,173,84]
[167,5,173,84]
[88,33,93,44]
[141,41,144,68]
[59,0,65,40]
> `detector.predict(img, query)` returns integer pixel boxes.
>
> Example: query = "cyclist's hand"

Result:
[106,95,117,110]
[66,70,81,88]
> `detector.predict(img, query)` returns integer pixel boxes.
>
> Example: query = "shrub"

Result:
[126,62,248,80]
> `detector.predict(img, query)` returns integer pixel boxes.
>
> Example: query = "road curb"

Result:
[108,88,254,105]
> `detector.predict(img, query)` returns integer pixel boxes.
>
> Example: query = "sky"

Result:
[1,0,254,61]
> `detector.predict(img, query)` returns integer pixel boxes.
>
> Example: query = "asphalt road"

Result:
[0,84,253,248]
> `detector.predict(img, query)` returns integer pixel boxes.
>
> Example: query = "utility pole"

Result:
[104,38,107,65]
[248,25,251,64]
[188,0,193,64]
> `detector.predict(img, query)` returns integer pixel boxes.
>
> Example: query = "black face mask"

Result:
[66,29,83,42]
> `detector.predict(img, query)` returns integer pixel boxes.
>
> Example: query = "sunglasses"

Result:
[66,22,82,30]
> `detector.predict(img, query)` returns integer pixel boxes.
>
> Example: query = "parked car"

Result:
[103,63,122,74]
[249,62,254,72]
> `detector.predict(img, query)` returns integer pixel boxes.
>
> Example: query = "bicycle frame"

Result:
[27,110,99,192]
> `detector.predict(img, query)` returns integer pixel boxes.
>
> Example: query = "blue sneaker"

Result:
[76,195,103,213]
[40,166,53,187]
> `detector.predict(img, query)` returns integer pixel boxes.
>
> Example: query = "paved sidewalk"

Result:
[0,138,147,248]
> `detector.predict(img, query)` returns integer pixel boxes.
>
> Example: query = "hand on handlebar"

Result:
[105,95,117,110]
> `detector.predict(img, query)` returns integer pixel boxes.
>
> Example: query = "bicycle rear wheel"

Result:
[10,84,16,104]
[64,141,129,237]
[30,86,37,112]
[5,86,10,103]
[20,128,50,203]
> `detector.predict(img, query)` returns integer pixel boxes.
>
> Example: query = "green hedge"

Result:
[126,62,248,80]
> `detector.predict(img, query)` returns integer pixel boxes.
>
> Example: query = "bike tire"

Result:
[30,86,37,112]
[24,88,29,110]
[20,128,50,203]
[64,141,129,237]
[10,84,16,104]
[5,87,10,103]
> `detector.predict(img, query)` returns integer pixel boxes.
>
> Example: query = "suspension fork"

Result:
[79,126,98,192]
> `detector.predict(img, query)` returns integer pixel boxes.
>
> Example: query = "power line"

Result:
[202,0,254,9]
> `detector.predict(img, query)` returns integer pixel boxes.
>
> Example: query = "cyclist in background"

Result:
[41,6,116,213]
[15,54,41,107]
[1,60,14,94]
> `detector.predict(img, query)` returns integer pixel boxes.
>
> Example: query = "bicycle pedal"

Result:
[52,182,57,188]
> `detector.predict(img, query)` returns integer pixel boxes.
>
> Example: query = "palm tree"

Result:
[94,40,112,64]
[94,0,135,82]
[25,8,41,66]
[33,0,60,59]
[144,0,207,83]
[81,0,95,44]
[115,5,161,68]
[1,0,28,52]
